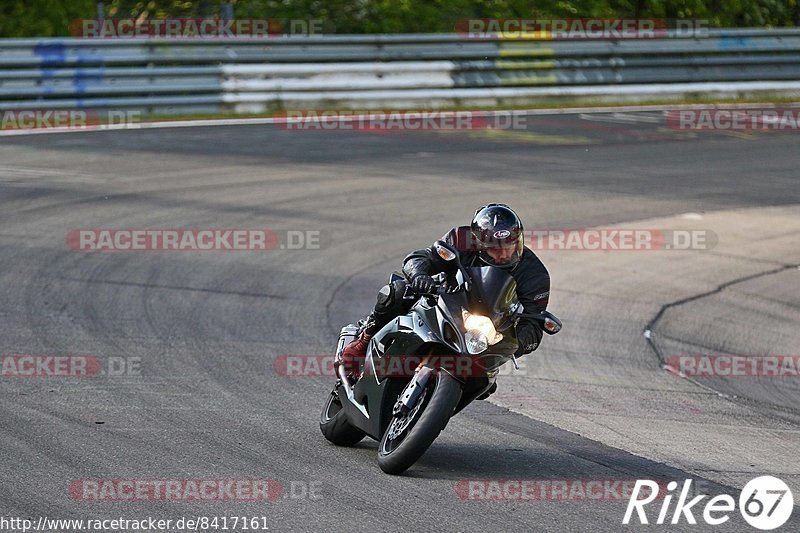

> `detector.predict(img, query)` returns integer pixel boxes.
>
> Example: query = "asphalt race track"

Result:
[1,112,799,531]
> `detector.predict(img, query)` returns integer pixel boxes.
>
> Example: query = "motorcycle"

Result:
[320,240,562,474]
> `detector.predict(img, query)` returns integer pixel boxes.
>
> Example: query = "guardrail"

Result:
[1,28,799,115]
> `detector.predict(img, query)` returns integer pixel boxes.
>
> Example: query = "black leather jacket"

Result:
[402,226,550,352]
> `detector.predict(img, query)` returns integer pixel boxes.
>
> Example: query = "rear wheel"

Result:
[377,371,462,475]
[320,389,366,446]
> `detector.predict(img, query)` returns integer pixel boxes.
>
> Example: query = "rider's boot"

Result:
[336,314,379,381]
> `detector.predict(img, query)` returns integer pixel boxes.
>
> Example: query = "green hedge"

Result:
[2,0,798,38]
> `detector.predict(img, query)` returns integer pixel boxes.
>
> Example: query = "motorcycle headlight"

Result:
[462,311,503,354]
[465,330,488,354]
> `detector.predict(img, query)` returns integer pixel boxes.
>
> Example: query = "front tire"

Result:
[377,371,462,475]
[320,389,366,446]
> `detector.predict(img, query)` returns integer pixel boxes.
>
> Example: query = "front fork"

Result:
[393,365,434,417]
[392,349,516,417]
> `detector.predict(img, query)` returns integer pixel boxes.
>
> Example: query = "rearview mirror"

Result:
[541,311,562,335]
[434,240,458,261]
[434,240,471,291]
[519,310,562,335]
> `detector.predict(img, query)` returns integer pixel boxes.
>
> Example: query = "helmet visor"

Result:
[474,229,521,250]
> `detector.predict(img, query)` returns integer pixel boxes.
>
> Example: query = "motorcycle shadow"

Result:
[338,400,693,484]
[408,442,560,479]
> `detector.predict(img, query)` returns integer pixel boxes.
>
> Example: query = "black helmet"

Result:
[470,203,524,269]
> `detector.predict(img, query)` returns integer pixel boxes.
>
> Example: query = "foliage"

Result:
[2,0,797,37]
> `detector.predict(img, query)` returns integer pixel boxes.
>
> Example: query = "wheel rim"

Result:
[381,384,430,454]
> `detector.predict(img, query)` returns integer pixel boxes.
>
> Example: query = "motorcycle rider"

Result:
[337,204,550,382]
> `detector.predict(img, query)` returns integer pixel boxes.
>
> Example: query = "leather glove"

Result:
[411,274,436,294]
[515,323,541,356]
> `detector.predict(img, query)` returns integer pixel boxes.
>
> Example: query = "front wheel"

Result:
[320,389,366,446]
[377,371,462,475]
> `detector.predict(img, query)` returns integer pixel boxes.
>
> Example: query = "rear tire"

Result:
[320,389,366,446]
[377,371,462,475]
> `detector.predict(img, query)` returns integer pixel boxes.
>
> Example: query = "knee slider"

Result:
[375,284,393,310]
[374,280,407,315]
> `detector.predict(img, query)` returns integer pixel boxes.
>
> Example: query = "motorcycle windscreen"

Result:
[463,266,520,331]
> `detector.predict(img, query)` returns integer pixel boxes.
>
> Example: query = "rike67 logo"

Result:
[624,476,794,530]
